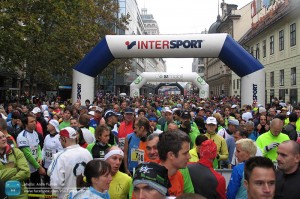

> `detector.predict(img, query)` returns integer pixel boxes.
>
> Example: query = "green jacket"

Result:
[0,145,30,199]
[179,167,195,193]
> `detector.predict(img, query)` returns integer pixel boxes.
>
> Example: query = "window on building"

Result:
[279,89,285,102]
[279,30,284,51]
[233,79,235,90]
[237,79,240,90]
[290,89,298,106]
[198,67,201,73]
[270,35,274,54]
[290,23,296,47]
[280,69,284,86]
[263,40,266,58]
[270,71,274,87]
[270,89,275,104]
[291,67,296,85]
[256,43,260,59]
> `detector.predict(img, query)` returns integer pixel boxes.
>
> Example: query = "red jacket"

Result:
[118,121,134,139]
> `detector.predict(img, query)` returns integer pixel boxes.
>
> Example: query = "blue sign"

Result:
[5,181,21,196]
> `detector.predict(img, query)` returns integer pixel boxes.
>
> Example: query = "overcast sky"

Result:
[136,0,252,72]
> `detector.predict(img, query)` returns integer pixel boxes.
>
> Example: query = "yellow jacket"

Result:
[204,132,229,161]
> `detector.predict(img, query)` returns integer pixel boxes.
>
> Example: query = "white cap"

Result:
[206,117,217,125]
[231,105,237,109]
[32,107,41,114]
[95,106,103,112]
[164,107,172,114]
[88,111,95,116]
[49,119,60,133]
[60,127,77,139]
[228,118,239,126]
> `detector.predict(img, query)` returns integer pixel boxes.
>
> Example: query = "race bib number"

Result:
[131,149,144,164]
[99,151,105,159]
[45,149,53,161]
[31,146,38,159]
[118,138,125,150]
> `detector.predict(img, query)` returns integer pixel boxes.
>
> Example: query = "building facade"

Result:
[97,0,166,96]
[205,2,252,97]
[240,0,300,105]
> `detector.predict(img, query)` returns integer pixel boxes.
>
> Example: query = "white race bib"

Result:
[118,138,125,150]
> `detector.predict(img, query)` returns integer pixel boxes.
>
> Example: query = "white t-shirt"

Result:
[42,134,63,168]
[17,130,40,173]
[48,144,93,199]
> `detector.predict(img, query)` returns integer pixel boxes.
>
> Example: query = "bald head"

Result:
[270,118,283,136]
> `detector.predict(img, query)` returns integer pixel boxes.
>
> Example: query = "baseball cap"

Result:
[60,127,77,139]
[196,107,205,114]
[164,107,172,114]
[32,107,41,114]
[89,105,96,110]
[133,162,171,196]
[199,140,217,160]
[206,117,217,125]
[88,111,95,116]
[104,110,117,119]
[228,118,239,126]
[95,106,103,112]
[181,111,191,119]
[231,104,237,109]
[124,107,134,114]
[49,119,60,133]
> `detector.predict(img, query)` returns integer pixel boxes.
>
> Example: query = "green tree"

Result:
[0,0,129,93]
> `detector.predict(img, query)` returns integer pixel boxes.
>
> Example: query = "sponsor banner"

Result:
[72,69,94,104]
[130,72,209,98]
[241,69,265,106]
[106,34,227,58]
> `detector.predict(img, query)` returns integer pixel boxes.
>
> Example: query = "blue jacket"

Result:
[226,162,247,199]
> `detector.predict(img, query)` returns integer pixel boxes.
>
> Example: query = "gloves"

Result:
[265,142,280,152]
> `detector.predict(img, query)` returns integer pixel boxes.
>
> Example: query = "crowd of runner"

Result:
[0,94,299,199]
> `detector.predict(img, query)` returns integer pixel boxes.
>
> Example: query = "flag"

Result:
[251,0,257,18]
[263,0,270,7]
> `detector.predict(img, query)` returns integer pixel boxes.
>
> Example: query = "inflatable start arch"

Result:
[130,72,209,98]
[73,33,265,106]
[155,82,184,95]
